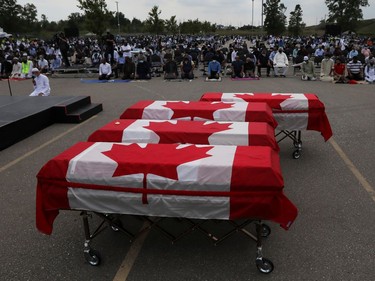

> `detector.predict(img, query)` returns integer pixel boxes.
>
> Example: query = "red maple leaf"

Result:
[144,121,232,144]
[102,143,212,204]
[234,93,293,110]
[163,101,234,120]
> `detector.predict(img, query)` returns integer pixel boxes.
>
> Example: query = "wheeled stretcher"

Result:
[88,119,279,151]
[36,142,297,273]
[199,93,333,158]
[119,100,278,129]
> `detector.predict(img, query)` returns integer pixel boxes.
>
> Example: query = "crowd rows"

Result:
[1,33,375,84]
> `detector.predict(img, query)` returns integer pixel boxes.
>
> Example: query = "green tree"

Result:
[165,16,178,35]
[288,4,305,36]
[263,0,287,35]
[145,6,164,34]
[325,0,369,31]
[0,0,23,32]
[77,0,112,35]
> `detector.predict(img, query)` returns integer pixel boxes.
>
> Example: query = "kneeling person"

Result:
[29,68,51,96]
[99,58,112,80]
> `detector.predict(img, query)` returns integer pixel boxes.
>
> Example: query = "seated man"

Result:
[10,57,22,78]
[301,56,316,81]
[314,46,325,66]
[50,55,62,73]
[364,58,375,84]
[346,56,363,81]
[207,57,221,79]
[29,68,50,96]
[273,47,289,77]
[180,56,195,79]
[98,58,112,80]
[136,55,151,80]
[122,56,135,80]
[333,58,347,83]
[244,57,256,78]
[257,49,271,77]
[231,56,244,78]
[163,57,179,79]
[37,55,49,73]
[320,53,334,82]
[21,54,34,79]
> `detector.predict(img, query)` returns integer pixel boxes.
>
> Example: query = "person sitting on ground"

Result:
[122,56,135,80]
[364,58,375,84]
[207,57,221,79]
[136,55,151,80]
[29,68,50,96]
[21,54,34,79]
[301,56,316,81]
[257,49,271,77]
[37,54,49,74]
[50,55,62,73]
[231,56,244,78]
[346,56,363,81]
[91,47,102,67]
[163,56,179,79]
[244,57,256,78]
[333,58,347,83]
[320,53,334,82]
[98,58,112,80]
[180,56,195,80]
[10,57,22,78]
[314,46,325,66]
[273,47,289,77]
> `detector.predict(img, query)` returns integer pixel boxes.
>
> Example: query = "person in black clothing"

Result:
[231,56,244,78]
[104,31,115,64]
[163,57,179,79]
[122,57,135,80]
[257,49,271,77]
[136,55,151,80]
[180,56,194,79]
[57,32,70,67]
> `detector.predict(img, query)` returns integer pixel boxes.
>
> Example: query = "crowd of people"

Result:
[1,32,375,85]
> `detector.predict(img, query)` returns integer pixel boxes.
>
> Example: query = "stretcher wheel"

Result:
[292,150,301,159]
[261,224,271,238]
[293,141,302,148]
[85,250,101,266]
[256,258,274,274]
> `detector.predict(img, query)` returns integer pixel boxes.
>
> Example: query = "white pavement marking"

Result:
[0,116,97,173]
[113,223,150,281]
[329,138,375,202]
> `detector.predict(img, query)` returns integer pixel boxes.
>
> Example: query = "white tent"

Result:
[0,27,12,38]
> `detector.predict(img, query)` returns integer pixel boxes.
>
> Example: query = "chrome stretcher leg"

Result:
[292,130,303,159]
[255,222,274,274]
[82,211,101,266]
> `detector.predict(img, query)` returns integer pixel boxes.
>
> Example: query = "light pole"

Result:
[115,1,120,35]
[261,0,264,28]
[252,0,254,31]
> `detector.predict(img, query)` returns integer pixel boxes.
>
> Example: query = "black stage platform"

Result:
[0,96,103,150]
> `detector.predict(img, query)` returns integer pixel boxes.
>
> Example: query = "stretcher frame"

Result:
[80,210,275,273]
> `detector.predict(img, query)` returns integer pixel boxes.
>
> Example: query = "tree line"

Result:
[0,0,370,37]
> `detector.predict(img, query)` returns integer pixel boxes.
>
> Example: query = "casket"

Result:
[200,93,332,141]
[36,142,297,235]
[88,119,279,151]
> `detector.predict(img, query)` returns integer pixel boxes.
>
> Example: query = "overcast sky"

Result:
[17,0,375,27]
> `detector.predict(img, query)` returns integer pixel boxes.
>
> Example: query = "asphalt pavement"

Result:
[0,69,374,281]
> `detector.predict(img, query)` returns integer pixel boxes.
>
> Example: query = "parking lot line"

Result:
[112,223,150,281]
[0,116,97,174]
[329,138,375,202]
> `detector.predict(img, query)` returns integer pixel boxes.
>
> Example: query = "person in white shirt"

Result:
[364,58,375,84]
[273,47,289,77]
[29,68,51,96]
[98,58,112,80]
[10,57,22,78]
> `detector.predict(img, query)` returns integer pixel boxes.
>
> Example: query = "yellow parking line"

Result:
[113,223,150,281]
[329,138,375,202]
[0,116,97,173]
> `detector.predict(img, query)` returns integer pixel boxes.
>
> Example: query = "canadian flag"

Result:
[87,119,279,151]
[119,100,278,128]
[36,142,297,234]
[200,93,332,141]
